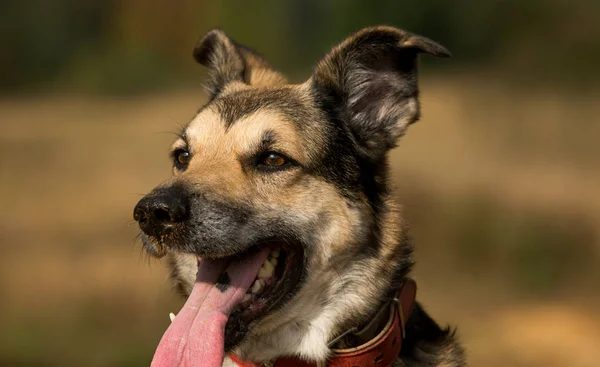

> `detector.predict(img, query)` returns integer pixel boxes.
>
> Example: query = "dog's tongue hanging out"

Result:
[151,248,269,367]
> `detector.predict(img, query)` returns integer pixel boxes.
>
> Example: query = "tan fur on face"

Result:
[173,106,306,200]
[167,88,410,363]
[170,105,406,361]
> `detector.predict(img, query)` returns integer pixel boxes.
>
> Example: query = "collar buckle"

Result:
[393,297,406,339]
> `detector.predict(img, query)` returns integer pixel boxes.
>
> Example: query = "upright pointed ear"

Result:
[193,28,286,97]
[311,26,451,156]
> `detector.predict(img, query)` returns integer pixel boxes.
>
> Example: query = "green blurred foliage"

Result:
[1,0,599,94]
[398,186,598,297]
[451,196,596,294]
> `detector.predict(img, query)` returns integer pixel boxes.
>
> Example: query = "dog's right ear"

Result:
[193,29,286,97]
[311,26,451,157]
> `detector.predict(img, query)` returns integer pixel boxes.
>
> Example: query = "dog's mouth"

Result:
[152,242,304,365]
[226,243,304,348]
[234,246,288,316]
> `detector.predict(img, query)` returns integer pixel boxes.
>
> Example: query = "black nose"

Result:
[133,186,189,237]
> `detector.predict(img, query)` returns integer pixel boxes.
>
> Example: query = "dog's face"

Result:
[134,26,449,362]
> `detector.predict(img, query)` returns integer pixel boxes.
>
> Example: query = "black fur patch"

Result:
[398,303,466,366]
[309,82,390,214]
[212,88,311,128]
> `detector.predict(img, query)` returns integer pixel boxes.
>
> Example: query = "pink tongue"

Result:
[151,248,269,367]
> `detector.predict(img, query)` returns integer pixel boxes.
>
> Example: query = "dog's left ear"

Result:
[193,28,286,97]
[311,26,451,156]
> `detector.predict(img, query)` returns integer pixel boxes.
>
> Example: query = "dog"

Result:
[133,26,465,367]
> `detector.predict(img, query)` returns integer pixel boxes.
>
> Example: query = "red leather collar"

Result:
[230,278,417,367]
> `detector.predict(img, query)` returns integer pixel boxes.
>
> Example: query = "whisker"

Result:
[167,117,185,130]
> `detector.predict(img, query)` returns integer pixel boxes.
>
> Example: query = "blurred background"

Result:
[1,0,599,366]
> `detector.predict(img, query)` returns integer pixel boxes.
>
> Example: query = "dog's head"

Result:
[134,26,449,362]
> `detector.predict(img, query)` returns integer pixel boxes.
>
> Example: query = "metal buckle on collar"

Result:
[393,296,406,339]
[327,327,358,348]
[329,299,395,351]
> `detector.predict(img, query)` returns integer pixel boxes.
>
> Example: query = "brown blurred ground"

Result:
[1,74,599,366]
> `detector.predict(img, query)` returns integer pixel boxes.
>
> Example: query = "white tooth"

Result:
[270,248,280,258]
[251,279,263,293]
[258,260,274,279]
[169,312,176,323]
[242,294,251,303]
[270,258,278,266]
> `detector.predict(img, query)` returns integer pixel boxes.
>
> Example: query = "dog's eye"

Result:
[255,151,296,172]
[262,153,286,167]
[177,151,191,164]
[173,149,191,168]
